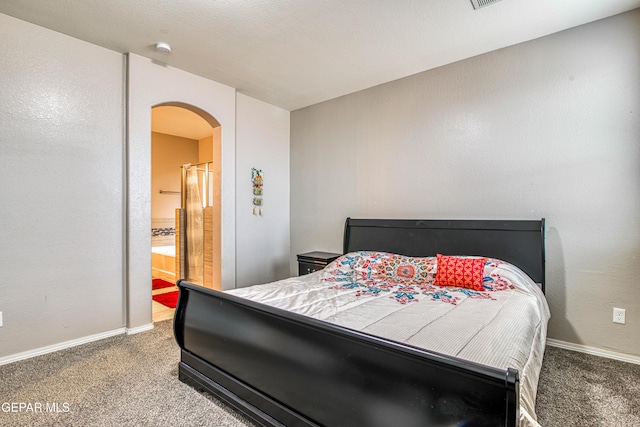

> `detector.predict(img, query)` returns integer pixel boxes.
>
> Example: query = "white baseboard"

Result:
[126,323,154,335]
[547,338,640,365]
[0,327,126,367]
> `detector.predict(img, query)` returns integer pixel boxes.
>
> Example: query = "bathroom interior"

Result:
[151,105,222,322]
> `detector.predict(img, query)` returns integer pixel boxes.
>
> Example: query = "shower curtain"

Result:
[185,165,204,285]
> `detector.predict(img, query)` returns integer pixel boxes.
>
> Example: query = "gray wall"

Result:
[0,14,125,356]
[291,10,640,357]
[236,94,291,287]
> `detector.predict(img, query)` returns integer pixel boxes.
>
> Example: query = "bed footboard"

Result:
[174,280,519,427]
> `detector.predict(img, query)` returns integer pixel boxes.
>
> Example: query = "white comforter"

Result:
[228,252,550,427]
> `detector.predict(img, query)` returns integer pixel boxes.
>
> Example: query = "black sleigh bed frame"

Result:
[173,218,545,427]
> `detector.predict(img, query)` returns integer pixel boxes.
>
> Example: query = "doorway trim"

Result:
[125,53,236,332]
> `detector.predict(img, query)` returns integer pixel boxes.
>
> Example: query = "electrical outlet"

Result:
[613,308,626,324]
[0,311,3,328]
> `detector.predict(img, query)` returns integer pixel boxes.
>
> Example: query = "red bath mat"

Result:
[152,278,175,290]
[152,291,179,308]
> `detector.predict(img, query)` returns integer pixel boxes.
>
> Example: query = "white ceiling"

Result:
[2,0,639,111]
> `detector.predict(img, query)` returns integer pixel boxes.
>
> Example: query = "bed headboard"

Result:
[343,218,546,291]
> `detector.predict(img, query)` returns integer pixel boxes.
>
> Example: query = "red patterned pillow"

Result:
[434,254,487,291]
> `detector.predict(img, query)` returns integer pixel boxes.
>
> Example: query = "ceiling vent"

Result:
[470,0,502,9]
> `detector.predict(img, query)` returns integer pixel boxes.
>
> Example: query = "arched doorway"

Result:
[126,54,237,332]
[150,103,222,322]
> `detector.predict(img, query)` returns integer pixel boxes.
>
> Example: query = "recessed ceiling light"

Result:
[155,42,172,54]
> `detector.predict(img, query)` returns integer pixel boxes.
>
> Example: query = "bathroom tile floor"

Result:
[152,282,177,322]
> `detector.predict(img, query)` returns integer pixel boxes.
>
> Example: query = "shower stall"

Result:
[176,162,215,288]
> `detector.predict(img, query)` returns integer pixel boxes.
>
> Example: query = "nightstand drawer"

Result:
[297,251,341,276]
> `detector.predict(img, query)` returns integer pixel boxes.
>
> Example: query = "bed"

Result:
[173,218,549,427]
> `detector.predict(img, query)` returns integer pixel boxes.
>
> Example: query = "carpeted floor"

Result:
[0,321,252,427]
[536,345,640,426]
[1,320,638,426]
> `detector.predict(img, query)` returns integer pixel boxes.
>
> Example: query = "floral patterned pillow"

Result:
[352,252,436,286]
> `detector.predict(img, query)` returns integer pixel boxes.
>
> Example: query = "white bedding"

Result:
[228,252,550,427]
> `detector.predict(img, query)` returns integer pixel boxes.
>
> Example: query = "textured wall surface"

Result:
[290,10,640,356]
[0,14,292,360]
[236,94,291,286]
[0,14,125,357]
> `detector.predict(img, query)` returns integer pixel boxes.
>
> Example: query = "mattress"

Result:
[228,251,550,427]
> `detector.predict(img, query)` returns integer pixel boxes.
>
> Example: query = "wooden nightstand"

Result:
[297,251,341,276]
